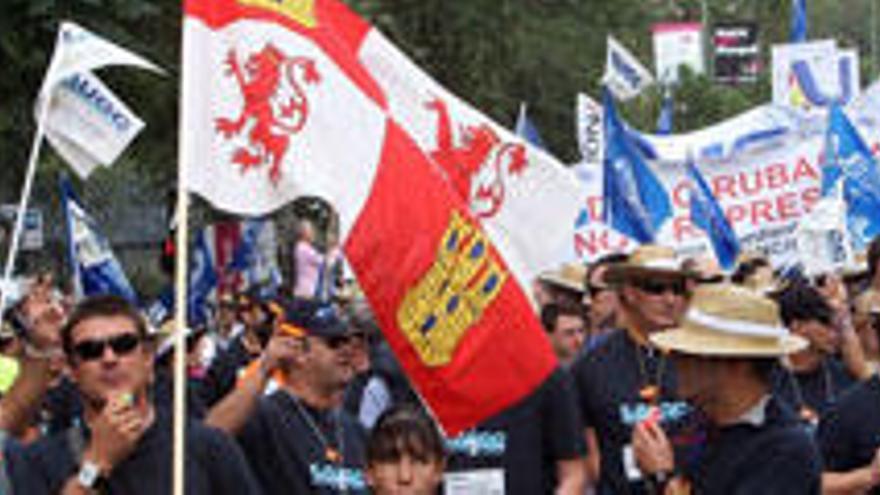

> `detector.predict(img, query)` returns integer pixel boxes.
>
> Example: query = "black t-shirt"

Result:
[571,330,704,495]
[688,396,821,495]
[38,377,83,435]
[771,357,856,421]
[200,336,257,407]
[444,367,586,495]
[153,368,208,419]
[7,407,260,495]
[818,374,880,494]
[238,389,369,494]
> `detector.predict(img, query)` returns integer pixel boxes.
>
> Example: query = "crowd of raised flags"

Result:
[4,0,880,493]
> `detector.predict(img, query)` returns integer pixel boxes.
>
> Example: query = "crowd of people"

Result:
[1,228,880,495]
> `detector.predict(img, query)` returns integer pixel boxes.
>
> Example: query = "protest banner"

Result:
[574,81,880,267]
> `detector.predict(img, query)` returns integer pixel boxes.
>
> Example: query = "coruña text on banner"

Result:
[573,80,880,267]
[182,0,558,435]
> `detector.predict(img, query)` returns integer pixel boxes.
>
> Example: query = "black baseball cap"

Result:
[284,300,350,339]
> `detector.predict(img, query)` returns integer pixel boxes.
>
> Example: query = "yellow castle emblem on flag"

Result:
[396,212,508,367]
[237,0,316,28]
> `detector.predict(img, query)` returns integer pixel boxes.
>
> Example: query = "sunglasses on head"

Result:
[72,333,141,362]
[632,279,688,296]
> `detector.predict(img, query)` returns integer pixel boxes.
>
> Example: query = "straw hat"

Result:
[538,262,587,294]
[604,245,685,285]
[650,284,807,357]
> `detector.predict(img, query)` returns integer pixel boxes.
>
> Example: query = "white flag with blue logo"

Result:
[38,22,162,178]
[603,36,654,101]
[60,177,137,302]
[42,71,146,178]
[823,103,880,251]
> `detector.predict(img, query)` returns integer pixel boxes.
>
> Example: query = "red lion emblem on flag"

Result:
[216,43,321,184]
[424,98,528,219]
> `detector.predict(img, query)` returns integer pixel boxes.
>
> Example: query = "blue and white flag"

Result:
[227,219,281,298]
[146,228,218,327]
[189,229,218,325]
[39,22,163,178]
[603,36,654,101]
[687,156,740,270]
[790,0,808,43]
[60,176,137,302]
[602,88,671,243]
[656,90,674,135]
[823,103,880,251]
[514,102,545,150]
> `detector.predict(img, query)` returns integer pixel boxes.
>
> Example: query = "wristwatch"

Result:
[77,460,106,490]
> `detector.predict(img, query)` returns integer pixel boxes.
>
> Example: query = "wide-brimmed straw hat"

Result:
[650,284,807,357]
[604,245,685,286]
[538,262,587,294]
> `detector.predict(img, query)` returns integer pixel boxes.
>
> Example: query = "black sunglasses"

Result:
[632,279,688,296]
[72,333,141,362]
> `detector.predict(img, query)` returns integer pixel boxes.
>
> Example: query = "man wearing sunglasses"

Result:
[7,295,260,495]
[206,300,368,494]
[571,245,700,495]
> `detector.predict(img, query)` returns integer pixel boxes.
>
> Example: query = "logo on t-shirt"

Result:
[619,400,691,426]
[446,430,507,457]
[310,463,367,491]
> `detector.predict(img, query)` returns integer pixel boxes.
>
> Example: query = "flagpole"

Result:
[0,86,54,315]
[172,21,192,495]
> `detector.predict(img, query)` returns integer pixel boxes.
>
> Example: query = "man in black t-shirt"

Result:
[444,367,586,494]
[571,245,698,494]
[9,295,259,495]
[206,300,369,494]
[634,284,820,495]
[199,294,274,407]
[771,283,857,424]
[818,374,880,493]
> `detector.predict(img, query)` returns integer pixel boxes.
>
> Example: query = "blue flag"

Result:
[687,157,740,270]
[514,102,545,149]
[656,90,674,135]
[790,0,807,42]
[602,87,672,243]
[60,176,138,303]
[227,219,281,298]
[823,103,880,251]
[146,228,218,327]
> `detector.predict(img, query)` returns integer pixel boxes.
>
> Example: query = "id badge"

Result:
[444,469,505,495]
[622,444,643,481]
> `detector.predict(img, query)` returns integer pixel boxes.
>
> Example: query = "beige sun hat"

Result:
[538,262,587,294]
[650,284,807,357]
[604,244,685,285]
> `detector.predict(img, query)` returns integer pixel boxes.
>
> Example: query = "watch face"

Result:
[78,462,101,488]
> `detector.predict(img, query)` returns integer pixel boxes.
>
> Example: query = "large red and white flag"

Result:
[182,0,561,434]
